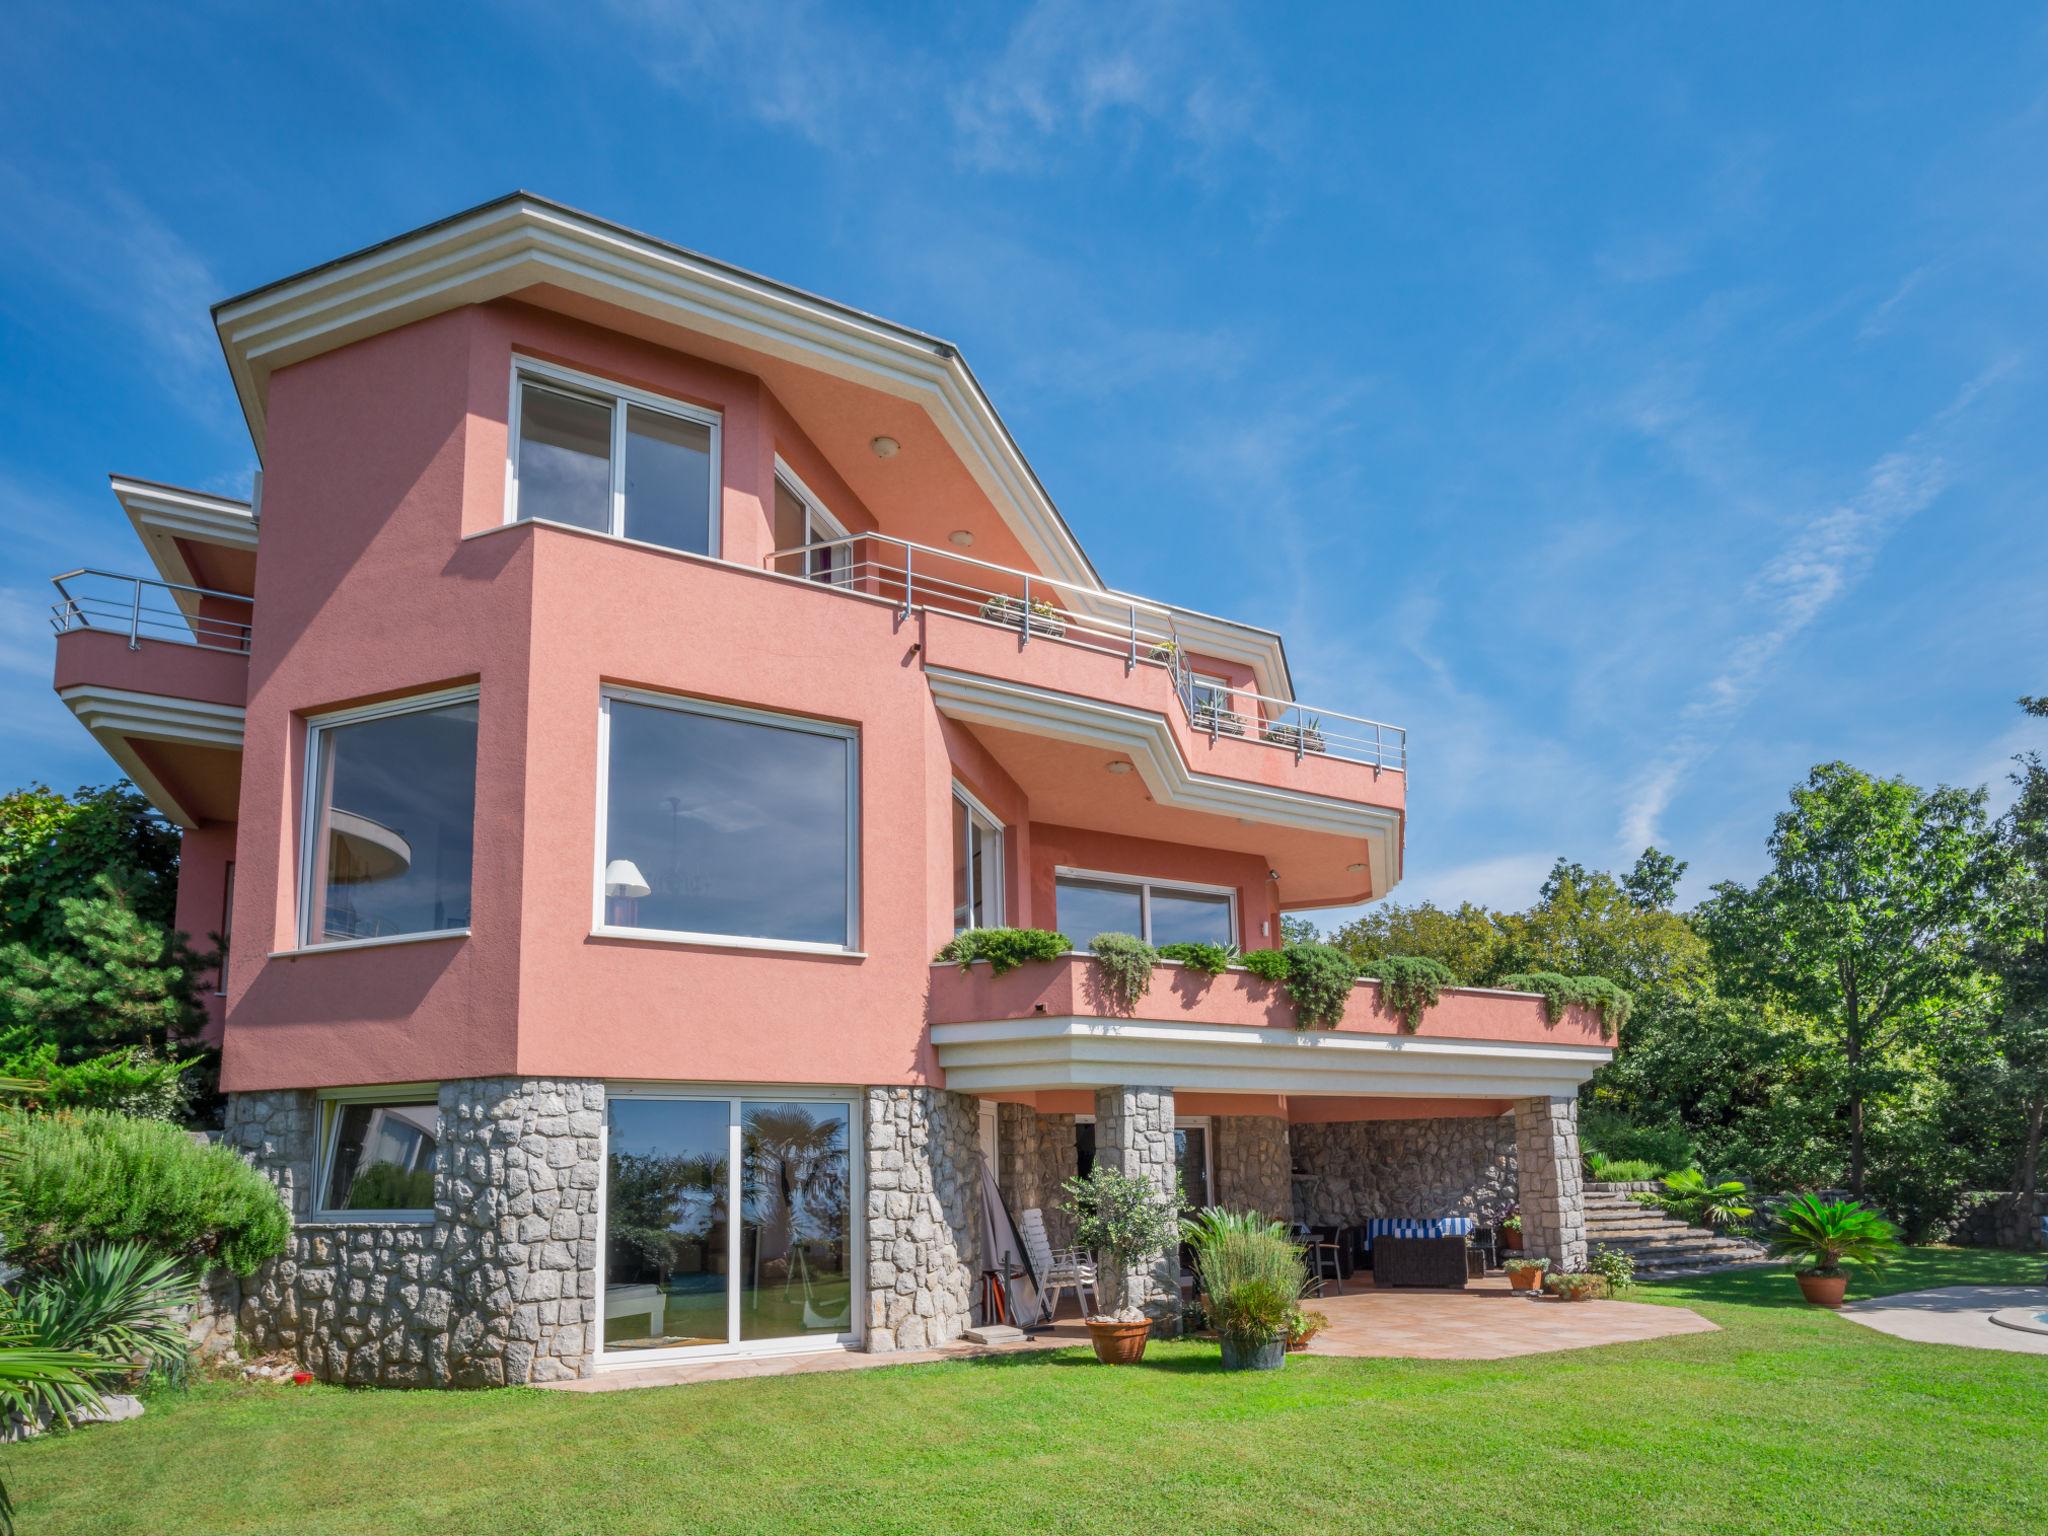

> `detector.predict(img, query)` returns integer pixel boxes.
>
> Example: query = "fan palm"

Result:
[1645,1168,1754,1228]
[1768,1194,1900,1277]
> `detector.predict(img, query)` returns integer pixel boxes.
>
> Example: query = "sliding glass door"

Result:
[602,1093,857,1358]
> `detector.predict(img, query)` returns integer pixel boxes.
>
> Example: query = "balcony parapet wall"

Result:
[927,956,1610,1049]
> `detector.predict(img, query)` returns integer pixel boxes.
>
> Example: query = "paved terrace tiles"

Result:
[543,1277,1717,1392]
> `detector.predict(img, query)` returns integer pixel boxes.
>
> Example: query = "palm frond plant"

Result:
[1769,1195,1899,1306]
[5,1242,196,1384]
[1643,1168,1753,1229]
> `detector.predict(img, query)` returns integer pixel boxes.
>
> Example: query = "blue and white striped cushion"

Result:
[1364,1217,1474,1249]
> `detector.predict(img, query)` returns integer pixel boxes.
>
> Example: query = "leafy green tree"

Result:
[1699,763,1995,1195]
[1499,855,1709,996]
[1976,719,2048,1207]
[0,784,180,951]
[1328,900,1508,986]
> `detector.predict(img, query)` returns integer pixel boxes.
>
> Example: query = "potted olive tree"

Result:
[1769,1194,1899,1307]
[1059,1165,1186,1364]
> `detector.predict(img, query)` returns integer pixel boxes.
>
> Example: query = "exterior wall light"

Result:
[1105,761,1132,774]
[948,529,975,547]
[871,435,900,458]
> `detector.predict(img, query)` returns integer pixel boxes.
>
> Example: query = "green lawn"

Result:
[8,1248,2045,1535]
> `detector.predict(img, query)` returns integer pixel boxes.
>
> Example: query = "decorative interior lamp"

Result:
[604,859,650,926]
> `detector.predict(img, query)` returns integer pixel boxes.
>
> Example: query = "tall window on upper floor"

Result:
[952,784,1004,933]
[598,689,859,951]
[1053,869,1236,950]
[770,462,849,584]
[301,690,479,948]
[508,360,721,557]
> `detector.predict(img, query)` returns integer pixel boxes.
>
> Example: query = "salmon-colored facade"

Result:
[49,197,1603,1383]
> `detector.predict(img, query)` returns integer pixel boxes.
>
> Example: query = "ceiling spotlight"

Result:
[948,529,975,548]
[1267,870,1282,881]
[1346,862,1367,873]
[1105,761,1132,775]
[870,435,900,459]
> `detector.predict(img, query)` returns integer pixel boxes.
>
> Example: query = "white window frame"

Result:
[772,456,850,584]
[594,687,861,955]
[594,1083,864,1367]
[296,685,481,952]
[312,1084,442,1224]
[1052,866,1238,949]
[951,781,1005,932]
[1074,1112,1213,1206]
[505,356,724,558]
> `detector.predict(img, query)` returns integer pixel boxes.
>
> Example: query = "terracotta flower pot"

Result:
[1508,1267,1543,1292]
[1502,1228,1524,1252]
[1084,1317,1153,1365]
[1796,1271,1849,1308]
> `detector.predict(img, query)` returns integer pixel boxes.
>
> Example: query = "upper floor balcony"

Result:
[49,568,250,827]
[767,531,1408,904]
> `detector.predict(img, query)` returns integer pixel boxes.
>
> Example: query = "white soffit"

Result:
[110,476,257,593]
[931,1017,1610,1097]
[211,195,1296,700]
[56,685,246,830]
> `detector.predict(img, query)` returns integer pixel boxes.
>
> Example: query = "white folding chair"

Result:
[1020,1207,1097,1323]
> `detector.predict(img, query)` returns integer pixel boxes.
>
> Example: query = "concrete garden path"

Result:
[1839,1285,2048,1355]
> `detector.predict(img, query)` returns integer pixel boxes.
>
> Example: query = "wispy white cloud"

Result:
[1395,852,1560,911]
[1618,362,2013,849]
[0,169,226,413]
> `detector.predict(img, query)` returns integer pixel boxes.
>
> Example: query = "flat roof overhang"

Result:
[932,1016,1610,1100]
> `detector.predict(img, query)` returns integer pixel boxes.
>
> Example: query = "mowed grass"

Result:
[7,1248,2045,1535]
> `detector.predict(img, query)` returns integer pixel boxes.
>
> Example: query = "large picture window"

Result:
[318,1094,440,1217]
[509,361,721,557]
[1053,869,1236,950]
[598,690,859,951]
[301,691,478,947]
[951,784,1003,933]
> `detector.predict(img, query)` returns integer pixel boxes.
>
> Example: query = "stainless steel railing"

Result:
[49,569,253,655]
[765,533,1406,772]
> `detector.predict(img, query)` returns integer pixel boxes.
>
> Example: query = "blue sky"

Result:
[3,3,2044,914]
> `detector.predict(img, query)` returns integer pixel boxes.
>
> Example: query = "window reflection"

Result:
[324,1102,438,1212]
[603,698,854,947]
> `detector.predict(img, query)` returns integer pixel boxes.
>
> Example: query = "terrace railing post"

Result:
[1019,575,1031,645]
[128,576,143,651]
[1127,602,1137,674]
[900,542,914,622]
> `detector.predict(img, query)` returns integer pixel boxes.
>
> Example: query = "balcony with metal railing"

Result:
[764,532,1407,775]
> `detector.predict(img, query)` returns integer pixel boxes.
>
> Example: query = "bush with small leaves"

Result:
[933,927,1072,975]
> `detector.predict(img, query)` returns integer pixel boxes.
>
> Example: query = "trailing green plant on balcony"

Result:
[933,927,1072,976]
[1156,941,1235,975]
[1239,942,1361,1029]
[978,593,1066,637]
[1088,932,1158,1011]
[1494,971,1633,1039]
[1360,954,1456,1031]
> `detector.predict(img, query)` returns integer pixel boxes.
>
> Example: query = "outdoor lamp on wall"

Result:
[604,858,650,926]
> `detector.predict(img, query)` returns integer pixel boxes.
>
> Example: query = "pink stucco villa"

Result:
[49,195,1605,1385]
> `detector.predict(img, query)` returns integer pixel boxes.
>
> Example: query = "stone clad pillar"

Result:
[1513,1095,1587,1272]
[863,1087,982,1352]
[1092,1084,1180,1328]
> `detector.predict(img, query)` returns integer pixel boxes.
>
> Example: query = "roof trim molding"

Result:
[110,476,258,593]
[924,665,1401,897]
[212,195,1295,698]
[930,1016,1609,1097]
[56,685,245,829]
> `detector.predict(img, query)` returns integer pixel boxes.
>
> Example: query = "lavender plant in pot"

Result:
[1059,1165,1187,1364]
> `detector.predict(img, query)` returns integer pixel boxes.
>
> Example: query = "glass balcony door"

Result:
[602,1093,857,1360]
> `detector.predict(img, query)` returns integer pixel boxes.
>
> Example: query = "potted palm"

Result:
[1059,1165,1186,1364]
[1769,1194,1899,1307]
[1185,1208,1308,1371]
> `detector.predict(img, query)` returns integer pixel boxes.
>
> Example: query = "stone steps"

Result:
[1579,1180,1767,1276]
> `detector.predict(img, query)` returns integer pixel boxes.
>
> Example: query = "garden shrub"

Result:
[1238,943,1361,1028]
[0,1108,290,1274]
[1360,954,1456,1031]
[0,1038,197,1121]
[1238,948,1291,984]
[1087,932,1158,1011]
[1156,941,1233,975]
[1586,1243,1636,1293]
[1496,971,1633,1039]
[933,927,1071,975]
[1586,1154,1660,1183]
[1579,1106,1696,1175]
